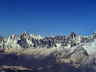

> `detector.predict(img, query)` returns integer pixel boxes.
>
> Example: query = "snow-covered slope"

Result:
[0,32,96,52]
[0,32,96,72]
[0,32,79,49]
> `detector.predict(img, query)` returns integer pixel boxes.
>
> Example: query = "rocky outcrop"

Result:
[0,32,83,49]
[0,32,96,72]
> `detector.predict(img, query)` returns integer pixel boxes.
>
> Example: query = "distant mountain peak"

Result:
[0,32,96,71]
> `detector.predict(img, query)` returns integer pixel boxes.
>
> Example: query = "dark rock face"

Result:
[0,32,96,72]
[0,32,82,49]
[17,39,29,48]
[0,32,96,49]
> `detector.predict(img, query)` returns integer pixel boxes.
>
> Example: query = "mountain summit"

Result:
[0,32,96,72]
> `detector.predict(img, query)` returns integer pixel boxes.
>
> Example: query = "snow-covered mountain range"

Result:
[0,32,96,72]
[0,32,94,49]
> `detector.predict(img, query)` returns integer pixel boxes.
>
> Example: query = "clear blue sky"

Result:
[0,0,96,36]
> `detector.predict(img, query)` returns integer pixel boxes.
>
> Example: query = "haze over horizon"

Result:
[0,0,96,36]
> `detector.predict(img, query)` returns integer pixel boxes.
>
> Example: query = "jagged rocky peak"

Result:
[18,32,43,40]
[0,32,96,72]
[30,34,44,40]
[9,34,17,40]
[19,32,30,39]
[68,32,77,39]
[0,32,96,49]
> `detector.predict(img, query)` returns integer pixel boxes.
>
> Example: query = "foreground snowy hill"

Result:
[0,32,96,72]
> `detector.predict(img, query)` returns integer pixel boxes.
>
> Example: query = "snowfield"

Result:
[0,32,96,72]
